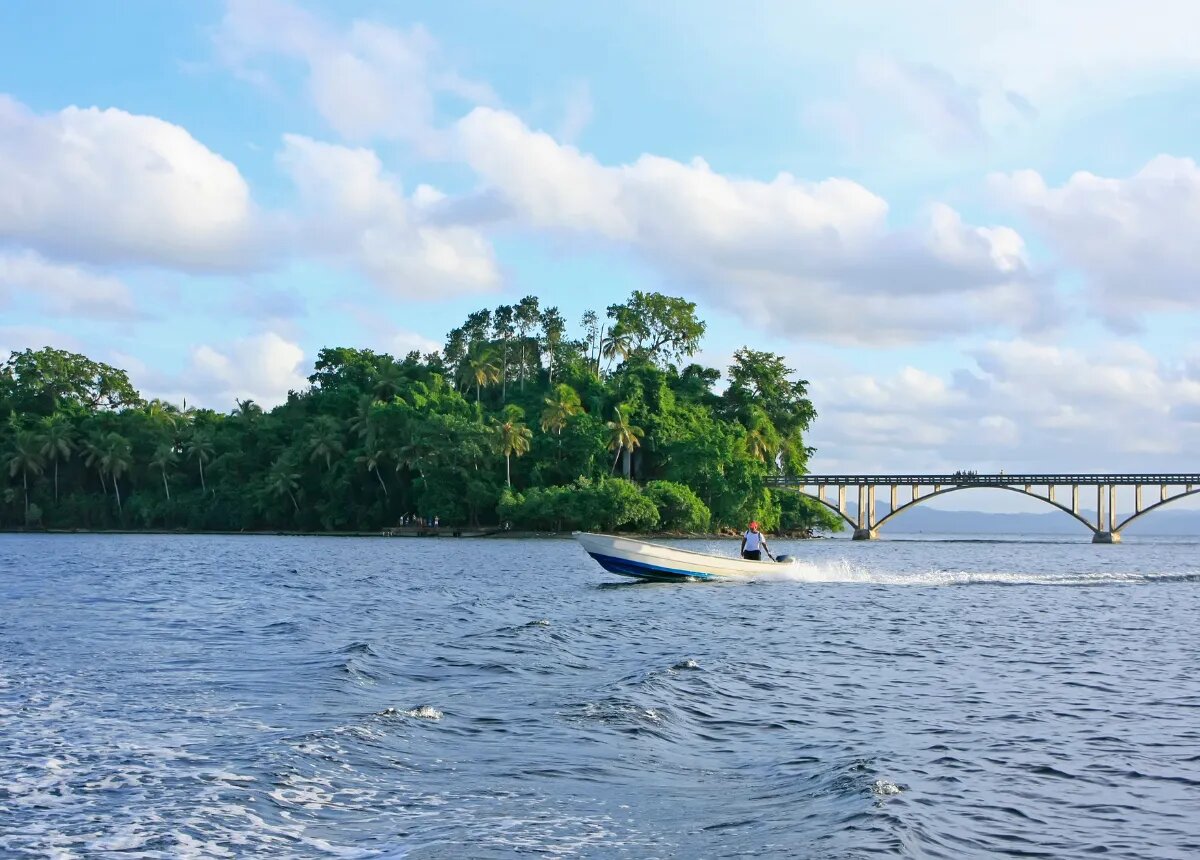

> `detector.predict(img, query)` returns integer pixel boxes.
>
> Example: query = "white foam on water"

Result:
[751,557,1187,587]
[269,773,336,810]
[204,771,257,784]
[404,705,443,721]
[872,779,903,796]
[89,831,151,852]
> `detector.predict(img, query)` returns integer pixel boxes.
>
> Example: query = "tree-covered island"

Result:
[1,291,842,536]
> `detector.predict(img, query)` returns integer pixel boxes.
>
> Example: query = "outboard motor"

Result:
[775,554,793,563]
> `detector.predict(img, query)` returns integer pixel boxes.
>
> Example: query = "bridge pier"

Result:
[852,527,878,541]
[1092,531,1122,544]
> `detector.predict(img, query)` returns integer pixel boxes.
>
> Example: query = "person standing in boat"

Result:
[740,521,772,561]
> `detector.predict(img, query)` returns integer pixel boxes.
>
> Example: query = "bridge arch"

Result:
[1114,487,1200,533]
[789,483,1097,536]
[873,485,1095,534]
[789,487,860,532]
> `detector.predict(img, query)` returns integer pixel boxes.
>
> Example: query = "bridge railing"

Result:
[767,474,1200,486]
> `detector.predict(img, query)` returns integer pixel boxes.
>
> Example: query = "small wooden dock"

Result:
[380,527,499,538]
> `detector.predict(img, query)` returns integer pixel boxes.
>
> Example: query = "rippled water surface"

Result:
[2,533,1199,858]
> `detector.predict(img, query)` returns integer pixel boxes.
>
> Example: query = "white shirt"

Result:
[743,530,762,551]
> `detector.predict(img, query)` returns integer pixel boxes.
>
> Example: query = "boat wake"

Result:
[751,559,1200,587]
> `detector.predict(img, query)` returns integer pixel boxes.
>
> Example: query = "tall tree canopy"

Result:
[0,292,839,535]
[1,348,142,415]
[605,291,706,367]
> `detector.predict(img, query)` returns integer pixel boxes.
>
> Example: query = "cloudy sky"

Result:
[3,0,1200,491]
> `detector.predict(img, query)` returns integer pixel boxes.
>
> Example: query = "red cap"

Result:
[749,521,759,529]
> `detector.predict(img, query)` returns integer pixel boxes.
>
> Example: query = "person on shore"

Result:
[740,521,772,561]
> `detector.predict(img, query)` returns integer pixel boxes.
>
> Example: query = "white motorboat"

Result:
[573,532,795,581]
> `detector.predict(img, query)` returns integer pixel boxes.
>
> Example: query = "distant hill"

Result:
[845,506,1200,536]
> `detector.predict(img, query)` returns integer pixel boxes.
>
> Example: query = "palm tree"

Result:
[371,359,405,403]
[6,431,45,520]
[100,433,132,518]
[266,457,301,514]
[515,295,540,390]
[185,432,215,494]
[541,307,565,384]
[601,329,634,373]
[744,407,781,467]
[38,415,75,502]
[461,345,502,404]
[397,429,438,483]
[233,399,262,423]
[540,384,583,435]
[541,384,583,461]
[146,398,178,428]
[149,443,176,501]
[348,394,376,440]
[82,432,109,497]
[605,407,645,478]
[494,411,533,487]
[307,416,344,471]
[356,440,390,497]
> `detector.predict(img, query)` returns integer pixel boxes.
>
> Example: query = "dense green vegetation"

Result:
[0,291,842,535]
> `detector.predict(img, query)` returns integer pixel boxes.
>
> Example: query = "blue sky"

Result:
[3,0,1200,499]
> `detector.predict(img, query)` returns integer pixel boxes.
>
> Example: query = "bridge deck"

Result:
[769,474,1200,486]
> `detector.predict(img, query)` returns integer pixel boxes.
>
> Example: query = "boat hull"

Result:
[574,532,790,581]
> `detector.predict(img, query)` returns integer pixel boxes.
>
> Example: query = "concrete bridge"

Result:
[766,474,1200,542]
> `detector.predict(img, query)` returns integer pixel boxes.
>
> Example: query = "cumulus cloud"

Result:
[0,95,258,270]
[808,340,1200,473]
[992,156,1200,324]
[277,134,499,296]
[0,251,139,319]
[0,90,501,311]
[216,0,493,150]
[0,325,83,359]
[184,331,309,409]
[454,107,1040,344]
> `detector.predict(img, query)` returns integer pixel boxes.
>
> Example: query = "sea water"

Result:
[1,533,1198,858]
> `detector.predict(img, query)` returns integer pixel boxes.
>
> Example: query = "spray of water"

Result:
[751,559,1199,587]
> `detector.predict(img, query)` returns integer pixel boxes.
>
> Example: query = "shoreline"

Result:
[2,527,825,540]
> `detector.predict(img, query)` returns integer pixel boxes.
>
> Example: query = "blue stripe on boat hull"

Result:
[587,552,719,582]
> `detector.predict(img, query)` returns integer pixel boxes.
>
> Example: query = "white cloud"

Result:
[0,90,501,313]
[0,251,139,319]
[217,0,493,150]
[809,339,1200,474]
[277,134,499,296]
[779,2,1200,111]
[991,156,1200,323]
[0,95,258,270]
[838,366,959,412]
[783,2,1200,162]
[946,1,1200,105]
[387,330,442,357]
[183,331,309,409]
[455,107,1039,344]
[0,325,83,359]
